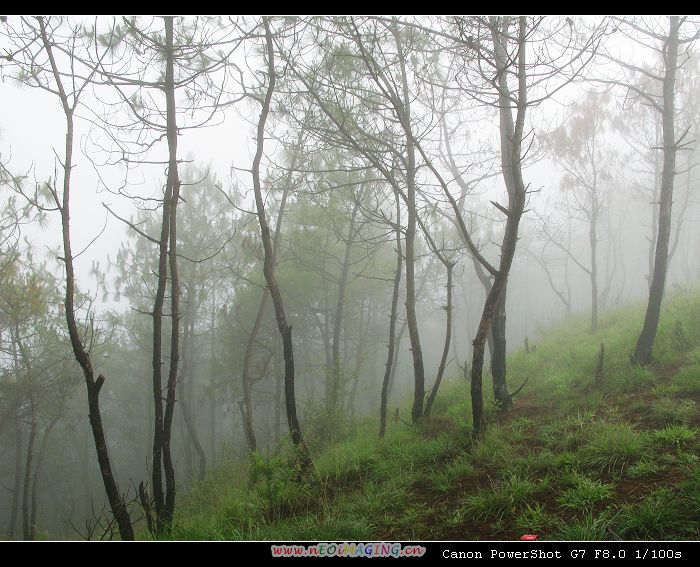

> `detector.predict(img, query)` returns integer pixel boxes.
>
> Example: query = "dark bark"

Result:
[38,19,134,540]
[253,18,313,475]
[239,138,297,452]
[633,17,679,366]
[491,288,511,410]
[473,256,509,409]
[379,202,403,438]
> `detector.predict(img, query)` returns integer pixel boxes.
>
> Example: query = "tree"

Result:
[0,16,135,539]
[249,17,313,474]
[603,17,697,365]
[544,91,619,332]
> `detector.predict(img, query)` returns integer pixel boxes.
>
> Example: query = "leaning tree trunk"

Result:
[632,17,679,366]
[252,18,313,475]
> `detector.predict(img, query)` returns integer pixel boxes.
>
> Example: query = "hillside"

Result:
[167,290,700,541]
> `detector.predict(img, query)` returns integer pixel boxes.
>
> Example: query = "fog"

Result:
[0,16,698,540]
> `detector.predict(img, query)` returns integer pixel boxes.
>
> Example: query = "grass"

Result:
[166,289,700,541]
[579,422,647,473]
[557,473,614,510]
[456,474,546,522]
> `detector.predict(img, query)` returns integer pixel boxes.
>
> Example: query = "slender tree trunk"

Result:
[393,28,426,424]
[29,416,59,540]
[239,140,297,452]
[22,392,36,540]
[589,194,600,333]
[161,16,181,530]
[379,209,403,437]
[7,404,22,538]
[253,18,313,474]
[273,335,283,445]
[425,263,454,417]
[633,17,679,366]
[179,281,206,480]
[328,201,360,415]
[38,19,134,540]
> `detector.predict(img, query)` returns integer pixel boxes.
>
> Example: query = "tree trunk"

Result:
[394,29,426,425]
[491,286,510,410]
[7,404,22,538]
[470,17,528,437]
[38,18,134,540]
[22,392,36,540]
[239,139,297,452]
[253,19,313,475]
[590,207,599,333]
[161,16,181,530]
[379,205,403,438]
[29,416,59,540]
[328,201,360,415]
[179,281,206,480]
[425,263,453,417]
[633,17,679,366]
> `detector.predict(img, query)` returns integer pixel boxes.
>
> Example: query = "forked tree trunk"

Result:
[470,17,528,437]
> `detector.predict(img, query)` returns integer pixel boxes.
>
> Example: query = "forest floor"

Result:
[167,288,700,541]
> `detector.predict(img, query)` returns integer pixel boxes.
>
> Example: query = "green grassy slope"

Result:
[168,289,700,541]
